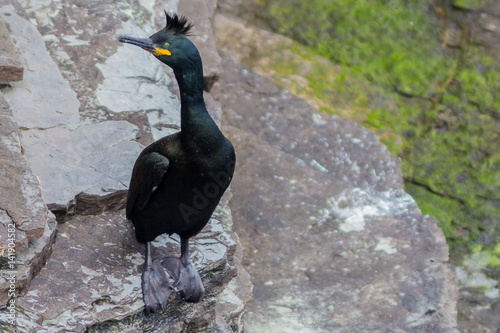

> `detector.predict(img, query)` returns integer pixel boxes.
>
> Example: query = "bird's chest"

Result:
[152,151,232,226]
[173,149,233,187]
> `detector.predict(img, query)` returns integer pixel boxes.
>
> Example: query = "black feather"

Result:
[164,11,193,36]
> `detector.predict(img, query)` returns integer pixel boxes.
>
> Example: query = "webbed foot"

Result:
[142,246,174,314]
[161,257,205,302]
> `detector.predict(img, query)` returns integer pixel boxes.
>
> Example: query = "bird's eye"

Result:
[163,42,170,49]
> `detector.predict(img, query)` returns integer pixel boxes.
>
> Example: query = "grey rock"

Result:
[0,5,144,208]
[95,20,180,114]
[215,234,253,333]
[0,17,23,83]
[0,0,459,331]
[219,61,402,191]
[215,55,458,332]
[456,253,500,332]
[20,121,143,207]
[0,5,80,130]
[179,0,222,90]
[4,211,57,303]
[0,0,251,331]
[0,93,46,244]
[458,289,500,333]
[469,2,500,51]
[0,93,57,307]
[12,206,241,332]
[213,201,253,332]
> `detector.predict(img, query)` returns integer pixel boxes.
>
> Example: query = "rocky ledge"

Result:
[213,9,459,333]
[0,0,250,331]
[0,0,458,332]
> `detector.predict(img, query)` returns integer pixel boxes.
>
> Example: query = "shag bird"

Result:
[119,12,235,314]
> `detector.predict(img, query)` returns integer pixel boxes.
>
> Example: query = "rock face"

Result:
[0,5,143,208]
[0,0,459,331]
[443,4,500,331]
[0,0,250,332]
[0,17,23,83]
[213,30,458,332]
[0,93,57,308]
[15,206,240,332]
[179,0,221,89]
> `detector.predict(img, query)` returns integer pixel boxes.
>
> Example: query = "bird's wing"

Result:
[126,151,170,219]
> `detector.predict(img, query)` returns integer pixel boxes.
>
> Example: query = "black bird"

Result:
[119,12,235,314]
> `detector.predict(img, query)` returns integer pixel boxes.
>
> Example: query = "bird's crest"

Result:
[165,11,193,36]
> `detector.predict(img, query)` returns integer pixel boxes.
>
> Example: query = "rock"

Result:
[216,55,402,191]
[5,212,57,302]
[0,17,23,83]
[0,0,251,331]
[472,12,500,51]
[439,3,500,332]
[19,121,143,208]
[455,253,500,332]
[0,5,144,208]
[13,206,240,332]
[214,13,342,115]
[215,13,293,67]
[214,55,458,332]
[0,6,80,130]
[179,0,222,90]
[0,93,46,244]
[0,0,227,211]
[54,191,128,223]
[214,206,253,333]
[95,19,180,114]
[0,92,57,307]
[444,0,500,52]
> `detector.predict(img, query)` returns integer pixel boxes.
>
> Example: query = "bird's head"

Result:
[119,12,198,71]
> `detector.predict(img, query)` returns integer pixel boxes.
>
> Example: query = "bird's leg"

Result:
[142,242,174,314]
[161,237,205,303]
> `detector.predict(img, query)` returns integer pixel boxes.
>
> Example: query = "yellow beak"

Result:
[153,48,172,56]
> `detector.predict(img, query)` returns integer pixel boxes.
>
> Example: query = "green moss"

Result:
[460,245,500,288]
[265,0,450,95]
[259,0,500,270]
[453,0,489,9]
[405,183,462,239]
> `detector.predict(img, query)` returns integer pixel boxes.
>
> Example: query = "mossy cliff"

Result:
[245,0,500,275]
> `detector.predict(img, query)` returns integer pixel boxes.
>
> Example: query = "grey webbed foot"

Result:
[161,257,205,302]
[143,258,173,314]
[143,243,174,315]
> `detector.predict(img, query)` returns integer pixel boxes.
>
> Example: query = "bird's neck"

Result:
[174,65,221,145]
[174,65,205,110]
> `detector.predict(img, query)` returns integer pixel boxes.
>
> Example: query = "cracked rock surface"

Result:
[0,93,57,307]
[0,0,459,331]
[15,208,240,332]
[0,5,143,207]
[0,0,250,331]
[214,52,458,332]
